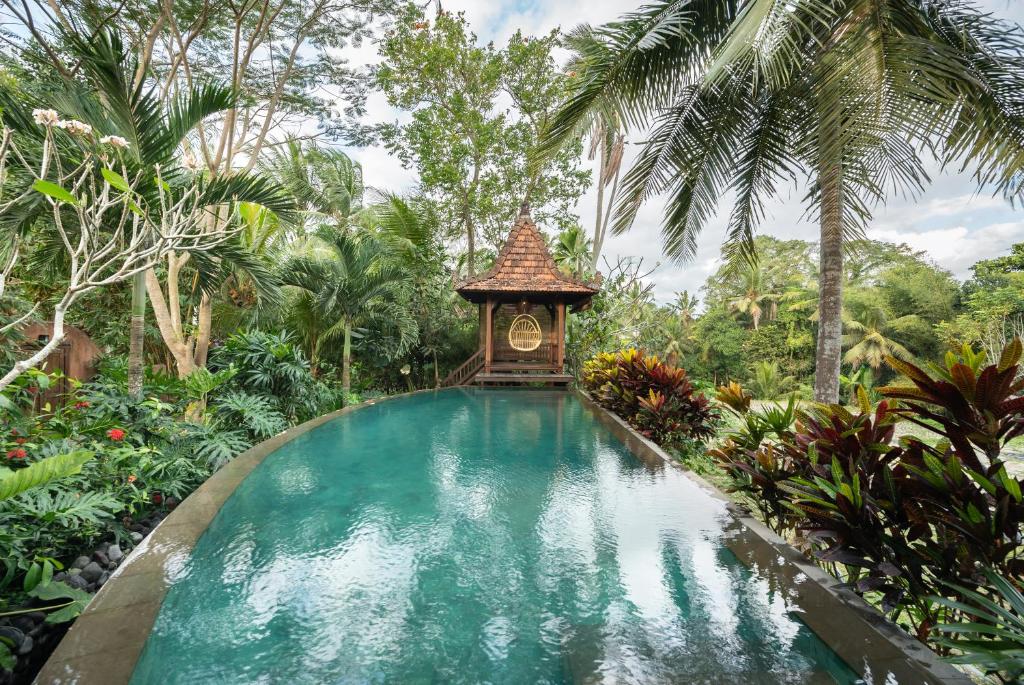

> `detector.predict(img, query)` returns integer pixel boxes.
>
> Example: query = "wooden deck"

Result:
[474,372,574,386]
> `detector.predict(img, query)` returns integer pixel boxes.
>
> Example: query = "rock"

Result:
[26,612,45,623]
[92,551,110,566]
[95,541,110,553]
[52,572,67,582]
[0,627,24,648]
[106,561,117,570]
[130,523,145,533]
[16,636,32,655]
[129,532,143,543]
[107,545,123,562]
[79,562,103,583]
[11,617,34,633]
[97,572,110,587]
[67,568,81,576]
[70,556,90,570]
[66,574,89,591]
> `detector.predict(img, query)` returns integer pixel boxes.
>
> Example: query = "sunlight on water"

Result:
[131,389,859,684]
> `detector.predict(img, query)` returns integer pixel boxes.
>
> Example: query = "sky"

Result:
[342,0,1024,303]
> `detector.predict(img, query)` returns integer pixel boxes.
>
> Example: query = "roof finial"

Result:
[518,201,531,222]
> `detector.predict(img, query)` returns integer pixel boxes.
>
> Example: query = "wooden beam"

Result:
[484,297,493,373]
[556,302,566,372]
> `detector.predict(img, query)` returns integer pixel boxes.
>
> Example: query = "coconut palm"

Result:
[265,140,364,233]
[552,225,594,277]
[279,230,417,399]
[842,295,917,370]
[541,0,1024,402]
[721,260,781,330]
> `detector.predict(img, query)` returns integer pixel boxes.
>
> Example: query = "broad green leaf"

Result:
[101,167,131,192]
[32,179,78,205]
[29,581,93,624]
[0,640,14,670]
[23,562,41,592]
[0,451,94,501]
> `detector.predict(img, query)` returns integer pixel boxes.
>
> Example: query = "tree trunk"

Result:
[592,136,606,269]
[814,164,844,404]
[127,272,147,399]
[342,320,352,404]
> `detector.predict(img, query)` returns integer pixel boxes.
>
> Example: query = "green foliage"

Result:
[0,451,93,501]
[581,348,718,448]
[712,338,1024,649]
[375,4,589,269]
[746,361,796,400]
[932,568,1024,682]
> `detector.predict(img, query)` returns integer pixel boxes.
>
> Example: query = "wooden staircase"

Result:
[440,348,485,387]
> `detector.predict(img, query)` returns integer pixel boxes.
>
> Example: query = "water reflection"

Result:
[131,390,859,684]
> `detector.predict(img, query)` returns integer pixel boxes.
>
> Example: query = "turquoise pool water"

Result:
[131,389,859,684]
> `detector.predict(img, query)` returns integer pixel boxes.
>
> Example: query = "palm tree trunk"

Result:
[342,320,352,404]
[814,163,844,404]
[127,272,146,399]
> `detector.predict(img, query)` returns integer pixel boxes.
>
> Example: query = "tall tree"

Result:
[541,0,1024,402]
[376,5,589,275]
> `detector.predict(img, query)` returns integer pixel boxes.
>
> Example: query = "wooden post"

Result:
[484,297,493,373]
[556,302,566,373]
[478,303,485,349]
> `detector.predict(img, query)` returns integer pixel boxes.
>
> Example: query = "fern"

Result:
[10,490,122,527]
[0,451,94,501]
[185,424,252,469]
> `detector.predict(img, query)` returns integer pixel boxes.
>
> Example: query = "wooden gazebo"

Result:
[445,203,600,386]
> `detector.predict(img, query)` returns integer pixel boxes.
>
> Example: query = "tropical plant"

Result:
[932,568,1024,682]
[746,361,795,400]
[552,225,593,277]
[0,451,94,501]
[266,140,364,231]
[542,0,1024,403]
[842,292,919,370]
[279,231,417,399]
[581,348,717,448]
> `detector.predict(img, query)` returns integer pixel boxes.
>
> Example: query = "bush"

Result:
[711,340,1024,652]
[581,349,718,449]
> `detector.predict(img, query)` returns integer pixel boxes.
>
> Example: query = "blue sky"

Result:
[349,0,1024,302]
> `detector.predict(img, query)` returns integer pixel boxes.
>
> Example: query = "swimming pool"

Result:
[127,389,861,684]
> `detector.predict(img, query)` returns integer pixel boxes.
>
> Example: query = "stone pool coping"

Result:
[34,389,438,685]
[574,389,972,685]
[37,386,970,684]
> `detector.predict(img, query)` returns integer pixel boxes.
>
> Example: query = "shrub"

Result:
[581,349,717,449]
[711,340,1024,649]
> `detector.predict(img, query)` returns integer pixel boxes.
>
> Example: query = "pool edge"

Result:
[34,388,450,685]
[574,388,972,685]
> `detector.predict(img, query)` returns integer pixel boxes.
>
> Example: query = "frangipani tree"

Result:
[542,0,1024,402]
[0,113,262,390]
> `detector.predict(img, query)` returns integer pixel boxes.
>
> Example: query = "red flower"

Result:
[6,448,26,460]
[152,492,163,505]
[14,437,26,445]
[106,428,126,441]
[74,400,90,409]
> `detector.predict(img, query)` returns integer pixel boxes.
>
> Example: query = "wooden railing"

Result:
[440,348,485,387]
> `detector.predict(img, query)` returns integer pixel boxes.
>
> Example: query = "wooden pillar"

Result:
[484,297,493,373]
[555,302,566,373]
[478,303,485,349]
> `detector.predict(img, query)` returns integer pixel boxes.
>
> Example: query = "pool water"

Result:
[131,389,859,684]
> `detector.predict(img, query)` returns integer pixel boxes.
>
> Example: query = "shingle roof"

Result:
[456,204,600,302]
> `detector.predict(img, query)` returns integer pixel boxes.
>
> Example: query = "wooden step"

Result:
[474,372,574,386]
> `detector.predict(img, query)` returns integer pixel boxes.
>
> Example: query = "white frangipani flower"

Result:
[99,135,130,150]
[181,152,202,172]
[31,109,60,127]
[58,120,93,136]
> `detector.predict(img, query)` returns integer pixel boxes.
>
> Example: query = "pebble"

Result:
[97,572,110,588]
[0,627,24,648]
[129,532,143,543]
[92,551,110,566]
[16,636,32,656]
[52,572,66,582]
[70,556,90,570]
[107,545,123,562]
[67,568,80,576]
[80,561,104,583]
[65,574,89,591]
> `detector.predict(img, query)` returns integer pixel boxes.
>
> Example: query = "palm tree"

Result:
[265,140,364,232]
[721,260,781,330]
[280,230,416,399]
[552,225,593,277]
[842,296,917,370]
[541,0,1024,402]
